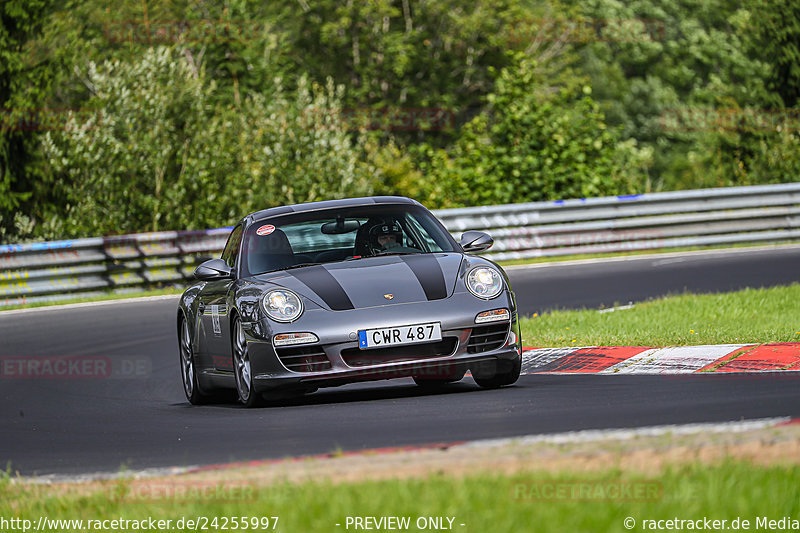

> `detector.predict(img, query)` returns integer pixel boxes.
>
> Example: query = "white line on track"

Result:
[0,294,180,316]
[502,243,800,271]
[456,417,792,449]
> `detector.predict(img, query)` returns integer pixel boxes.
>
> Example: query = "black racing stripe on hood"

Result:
[288,265,354,311]
[400,254,447,301]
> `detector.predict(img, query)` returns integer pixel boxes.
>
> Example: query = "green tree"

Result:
[0,0,53,240]
[262,0,533,142]
[42,47,378,237]
[568,0,782,190]
[418,55,650,207]
[750,0,800,107]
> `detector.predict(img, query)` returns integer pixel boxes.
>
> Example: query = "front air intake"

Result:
[467,324,509,353]
[275,345,331,372]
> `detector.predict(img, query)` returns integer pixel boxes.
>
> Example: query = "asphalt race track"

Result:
[1,246,799,476]
[509,245,800,315]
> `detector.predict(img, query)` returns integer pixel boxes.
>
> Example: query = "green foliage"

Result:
[362,139,427,199]
[0,0,54,237]
[568,0,782,190]
[42,48,377,236]
[266,0,524,110]
[1,0,799,242]
[689,131,800,192]
[42,47,212,236]
[418,55,649,207]
[750,0,800,108]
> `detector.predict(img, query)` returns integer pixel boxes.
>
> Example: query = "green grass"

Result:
[520,284,800,347]
[2,462,797,532]
[0,287,182,311]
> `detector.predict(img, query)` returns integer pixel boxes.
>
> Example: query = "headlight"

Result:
[466,267,503,299]
[261,289,303,322]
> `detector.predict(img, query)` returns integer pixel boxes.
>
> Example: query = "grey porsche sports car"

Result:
[177,196,521,406]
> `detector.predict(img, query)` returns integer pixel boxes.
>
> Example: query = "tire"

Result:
[472,355,522,389]
[232,315,262,407]
[179,316,214,405]
[413,368,466,388]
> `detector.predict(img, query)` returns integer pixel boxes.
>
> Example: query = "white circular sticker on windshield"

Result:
[256,224,276,236]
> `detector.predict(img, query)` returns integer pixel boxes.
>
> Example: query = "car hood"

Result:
[255,253,464,311]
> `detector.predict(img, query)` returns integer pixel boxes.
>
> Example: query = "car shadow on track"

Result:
[171,378,522,409]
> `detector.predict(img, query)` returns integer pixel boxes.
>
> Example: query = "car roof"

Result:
[247,196,423,224]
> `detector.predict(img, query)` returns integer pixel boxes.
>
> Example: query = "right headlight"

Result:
[466,267,503,299]
[261,289,304,322]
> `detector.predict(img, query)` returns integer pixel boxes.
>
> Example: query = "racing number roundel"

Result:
[256,224,276,236]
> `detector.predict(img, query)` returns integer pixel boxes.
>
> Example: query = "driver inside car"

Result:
[369,222,403,253]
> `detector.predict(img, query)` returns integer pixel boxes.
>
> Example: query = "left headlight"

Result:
[261,289,304,322]
[466,267,503,299]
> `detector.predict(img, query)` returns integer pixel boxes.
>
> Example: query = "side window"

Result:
[404,214,440,252]
[221,224,244,269]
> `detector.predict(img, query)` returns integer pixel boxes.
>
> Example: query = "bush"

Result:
[41,48,380,236]
[417,55,650,207]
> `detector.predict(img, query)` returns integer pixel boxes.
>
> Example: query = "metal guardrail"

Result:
[0,229,231,306]
[433,182,800,261]
[2,183,799,307]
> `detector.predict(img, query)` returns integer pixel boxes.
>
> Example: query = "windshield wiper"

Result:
[372,250,421,257]
[339,251,421,262]
[274,262,322,271]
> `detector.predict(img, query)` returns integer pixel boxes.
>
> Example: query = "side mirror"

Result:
[459,231,494,253]
[194,258,233,281]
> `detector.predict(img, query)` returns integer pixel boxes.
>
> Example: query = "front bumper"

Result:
[243,291,521,391]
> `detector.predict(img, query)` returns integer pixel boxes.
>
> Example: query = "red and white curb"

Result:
[521,343,800,374]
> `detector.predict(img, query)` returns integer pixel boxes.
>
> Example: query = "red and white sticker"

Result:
[256,224,276,236]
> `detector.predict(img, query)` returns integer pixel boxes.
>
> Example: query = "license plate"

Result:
[358,322,442,350]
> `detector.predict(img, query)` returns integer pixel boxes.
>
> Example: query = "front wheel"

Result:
[472,355,521,389]
[179,316,214,404]
[232,316,262,407]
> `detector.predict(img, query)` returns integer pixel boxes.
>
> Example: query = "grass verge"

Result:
[0,287,182,312]
[2,461,798,532]
[519,284,800,347]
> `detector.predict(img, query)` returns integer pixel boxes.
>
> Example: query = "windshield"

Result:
[240,204,457,276]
